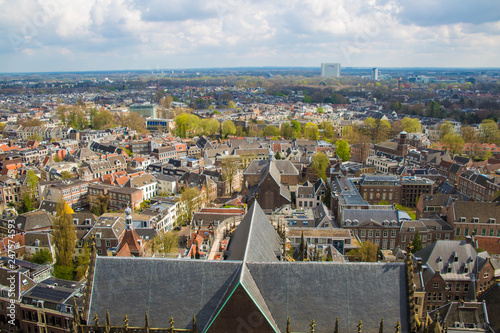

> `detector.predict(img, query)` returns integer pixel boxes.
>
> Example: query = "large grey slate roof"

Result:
[87,202,410,332]
[224,202,281,262]
[88,258,408,332]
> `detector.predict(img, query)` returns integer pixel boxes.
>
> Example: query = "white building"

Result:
[127,173,158,201]
[321,63,341,78]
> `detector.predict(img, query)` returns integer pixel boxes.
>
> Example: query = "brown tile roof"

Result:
[475,236,500,255]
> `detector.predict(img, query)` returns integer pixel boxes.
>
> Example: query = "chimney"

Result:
[416,258,423,272]
[465,235,472,244]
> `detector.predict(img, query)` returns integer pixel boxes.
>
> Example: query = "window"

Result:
[105,240,111,247]
[383,230,388,237]
[436,233,441,239]
[456,283,460,292]
[391,230,396,237]
[401,235,406,242]
[368,230,373,237]
[438,293,442,301]
[375,231,380,237]
[464,283,469,292]
[484,271,489,278]
[482,229,487,236]
[456,228,461,236]
[465,228,469,236]
[433,282,439,288]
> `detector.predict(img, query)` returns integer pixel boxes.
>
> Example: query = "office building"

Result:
[321,63,341,78]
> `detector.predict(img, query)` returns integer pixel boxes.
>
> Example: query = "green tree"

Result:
[91,108,114,130]
[304,122,319,140]
[263,125,280,137]
[335,139,351,161]
[201,118,220,138]
[60,171,73,180]
[178,187,200,225]
[27,133,42,142]
[461,126,477,143]
[411,231,423,253]
[439,121,455,139]
[480,119,500,144]
[75,242,91,280]
[26,170,39,196]
[319,121,335,140]
[67,107,88,130]
[18,195,34,214]
[220,156,240,195]
[291,120,301,133]
[123,112,149,134]
[426,101,442,118]
[442,133,464,158]
[53,201,77,267]
[221,120,236,138]
[91,194,109,216]
[31,248,52,265]
[347,241,378,262]
[316,107,324,114]
[401,117,422,133]
[227,100,236,108]
[53,265,74,280]
[151,232,179,256]
[310,152,330,181]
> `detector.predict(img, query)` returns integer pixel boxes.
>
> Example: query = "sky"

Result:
[1,0,500,73]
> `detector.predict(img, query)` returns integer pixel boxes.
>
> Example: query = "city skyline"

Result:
[1,0,500,73]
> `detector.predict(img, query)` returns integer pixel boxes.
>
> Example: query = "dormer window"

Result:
[460,217,466,223]
[489,218,496,224]
[473,217,479,223]
[447,266,452,273]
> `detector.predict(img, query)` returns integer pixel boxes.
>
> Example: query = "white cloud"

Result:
[0,0,499,72]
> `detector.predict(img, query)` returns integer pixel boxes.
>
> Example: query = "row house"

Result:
[19,149,43,164]
[366,155,399,174]
[125,173,158,201]
[438,160,466,186]
[142,196,180,233]
[177,172,218,203]
[341,208,408,250]
[295,179,328,209]
[416,194,467,220]
[357,175,401,205]
[152,146,177,163]
[0,267,83,333]
[400,176,434,208]
[17,126,71,141]
[202,168,243,197]
[39,179,89,209]
[457,170,500,202]
[84,216,126,255]
[414,240,496,314]
[88,183,143,211]
[0,176,24,206]
[448,201,500,239]
[398,216,453,250]
[79,155,126,181]
[127,140,151,155]
[88,141,122,155]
